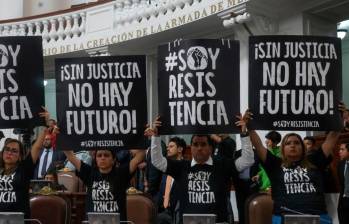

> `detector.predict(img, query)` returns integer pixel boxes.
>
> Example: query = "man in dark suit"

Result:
[338,142,349,224]
[33,134,65,179]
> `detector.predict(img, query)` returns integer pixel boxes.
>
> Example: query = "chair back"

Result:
[127,195,156,224]
[245,193,273,224]
[58,172,79,192]
[30,195,71,224]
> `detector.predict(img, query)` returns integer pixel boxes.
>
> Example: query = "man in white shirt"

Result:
[146,116,254,223]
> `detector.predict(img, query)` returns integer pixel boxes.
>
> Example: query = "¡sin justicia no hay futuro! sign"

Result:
[249,35,342,131]
[56,56,147,150]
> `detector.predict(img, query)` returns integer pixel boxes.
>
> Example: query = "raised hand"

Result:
[63,150,81,171]
[235,110,253,133]
[338,102,349,132]
[39,106,50,125]
[144,116,161,137]
[242,109,253,123]
[339,102,348,115]
[235,113,247,134]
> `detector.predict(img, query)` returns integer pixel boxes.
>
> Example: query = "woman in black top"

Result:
[246,104,347,224]
[64,148,145,221]
[0,128,48,218]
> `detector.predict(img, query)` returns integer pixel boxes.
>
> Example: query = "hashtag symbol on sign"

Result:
[81,141,85,147]
[273,121,278,127]
[165,52,178,71]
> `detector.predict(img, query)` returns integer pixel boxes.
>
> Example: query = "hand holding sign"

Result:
[339,102,348,114]
[235,113,248,134]
[339,102,348,131]
[342,106,349,132]
[144,116,161,137]
[39,106,50,124]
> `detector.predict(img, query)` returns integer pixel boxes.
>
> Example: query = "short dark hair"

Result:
[265,131,281,144]
[304,136,316,144]
[191,135,215,148]
[341,142,349,151]
[95,149,117,159]
[45,165,57,176]
[169,137,186,155]
[169,137,186,150]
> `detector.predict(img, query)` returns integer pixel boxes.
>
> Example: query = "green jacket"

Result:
[258,146,281,191]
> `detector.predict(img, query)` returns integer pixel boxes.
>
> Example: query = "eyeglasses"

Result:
[3,147,20,154]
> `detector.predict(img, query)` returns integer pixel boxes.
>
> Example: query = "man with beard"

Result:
[33,134,65,179]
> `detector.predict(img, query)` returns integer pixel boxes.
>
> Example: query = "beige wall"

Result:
[23,0,71,17]
[0,0,23,20]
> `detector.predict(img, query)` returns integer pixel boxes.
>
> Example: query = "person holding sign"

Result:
[63,148,145,221]
[0,114,49,218]
[146,115,254,223]
[246,103,348,224]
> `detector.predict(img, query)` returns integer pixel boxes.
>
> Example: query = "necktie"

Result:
[163,175,173,208]
[40,149,50,178]
[344,161,349,197]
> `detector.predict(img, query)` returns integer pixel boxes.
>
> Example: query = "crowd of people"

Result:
[0,105,349,224]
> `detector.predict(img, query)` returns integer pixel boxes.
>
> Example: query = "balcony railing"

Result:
[0,0,248,56]
[0,0,199,43]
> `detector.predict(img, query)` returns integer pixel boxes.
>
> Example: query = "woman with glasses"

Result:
[0,128,48,218]
[64,148,145,221]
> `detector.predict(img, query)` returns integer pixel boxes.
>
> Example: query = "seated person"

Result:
[44,166,67,191]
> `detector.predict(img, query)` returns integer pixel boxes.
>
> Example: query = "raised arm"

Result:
[31,128,48,163]
[63,150,81,172]
[144,116,167,172]
[129,149,145,174]
[244,110,268,163]
[234,114,254,171]
[321,103,347,157]
[321,131,340,157]
[249,130,268,162]
[31,107,51,163]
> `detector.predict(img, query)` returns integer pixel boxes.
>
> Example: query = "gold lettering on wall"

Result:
[43,0,247,56]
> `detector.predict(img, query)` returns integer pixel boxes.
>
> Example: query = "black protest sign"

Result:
[56,56,147,150]
[0,36,44,129]
[249,36,342,131]
[158,39,240,135]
